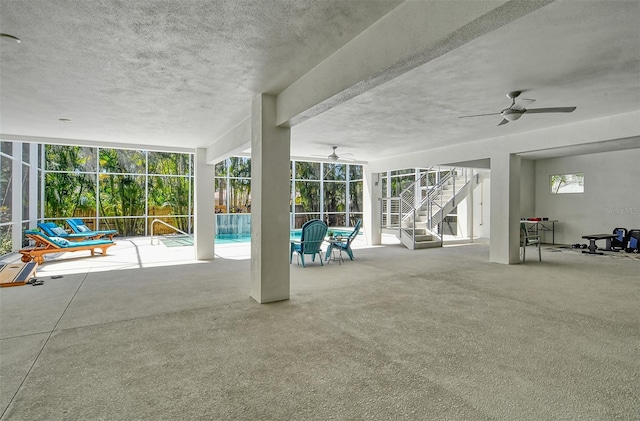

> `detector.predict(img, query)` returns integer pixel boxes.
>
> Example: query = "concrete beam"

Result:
[367,110,640,172]
[277,0,552,127]
[206,117,251,165]
[0,134,193,154]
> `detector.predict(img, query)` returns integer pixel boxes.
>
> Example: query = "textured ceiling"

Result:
[0,0,400,149]
[292,0,640,161]
[1,0,639,163]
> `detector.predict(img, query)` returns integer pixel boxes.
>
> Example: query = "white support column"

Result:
[194,148,215,260]
[29,143,38,229]
[467,171,474,242]
[12,142,22,250]
[363,166,382,245]
[490,154,521,264]
[250,94,291,304]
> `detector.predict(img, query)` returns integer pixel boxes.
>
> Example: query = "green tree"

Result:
[98,149,146,235]
[147,152,193,232]
[294,162,321,226]
[229,157,251,213]
[44,146,96,218]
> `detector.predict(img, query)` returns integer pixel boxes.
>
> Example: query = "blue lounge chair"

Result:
[37,222,103,241]
[290,219,328,267]
[66,218,118,240]
[324,219,361,262]
[20,230,116,264]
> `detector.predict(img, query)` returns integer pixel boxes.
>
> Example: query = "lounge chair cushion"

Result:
[76,225,90,232]
[50,237,71,246]
[50,226,67,236]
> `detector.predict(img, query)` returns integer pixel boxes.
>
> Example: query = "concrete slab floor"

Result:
[0,238,638,420]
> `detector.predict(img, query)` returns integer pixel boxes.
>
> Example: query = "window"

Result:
[550,173,584,194]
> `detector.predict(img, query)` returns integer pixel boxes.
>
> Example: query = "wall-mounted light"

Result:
[59,118,72,123]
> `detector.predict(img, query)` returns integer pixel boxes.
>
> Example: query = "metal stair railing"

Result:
[427,169,479,236]
[398,171,429,248]
[381,196,401,228]
[380,168,478,248]
[150,219,192,245]
[383,167,479,248]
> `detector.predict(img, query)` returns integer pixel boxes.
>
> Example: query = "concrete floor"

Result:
[0,237,638,420]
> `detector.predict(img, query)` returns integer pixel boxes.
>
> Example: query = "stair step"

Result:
[414,240,441,249]
[415,234,433,242]
[392,170,481,250]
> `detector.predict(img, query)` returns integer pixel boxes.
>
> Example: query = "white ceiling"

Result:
[1,0,639,164]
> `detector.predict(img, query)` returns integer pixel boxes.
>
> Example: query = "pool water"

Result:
[215,229,354,244]
[162,229,356,246]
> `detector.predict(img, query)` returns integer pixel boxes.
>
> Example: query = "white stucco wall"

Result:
[474,177,491,239]
[520,159,536,219]
[534,148,640,245]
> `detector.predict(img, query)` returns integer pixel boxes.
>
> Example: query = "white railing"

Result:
[381,167,477,249]
[150,219,192,245]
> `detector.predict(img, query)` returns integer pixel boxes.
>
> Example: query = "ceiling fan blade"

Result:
[310,154,356,162]
[525,107,576,114]
[497,119,509,126]
[459,112,501,118]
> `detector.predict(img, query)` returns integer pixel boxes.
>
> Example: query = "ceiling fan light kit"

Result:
[501,108,523,122]
[459,90,576,126]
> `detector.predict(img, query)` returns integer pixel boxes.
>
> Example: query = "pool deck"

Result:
[1,235,638,420]
[6,233,386,278]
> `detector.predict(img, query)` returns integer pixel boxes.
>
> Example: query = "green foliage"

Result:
[44,145,193,236]
[324,181,346,213]
[349,180,363,212]
[216,157,252,213]
[148,175,192,231]
[295,162,321,212]
[0,225,11,256]
[44,145,97,218]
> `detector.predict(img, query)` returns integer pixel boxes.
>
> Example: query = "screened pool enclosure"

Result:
[0,141,363,255]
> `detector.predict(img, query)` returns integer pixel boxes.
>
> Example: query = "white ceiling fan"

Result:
[312,146,356,162]
[459,91,577,126]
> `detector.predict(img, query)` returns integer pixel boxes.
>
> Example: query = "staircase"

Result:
[382,168,481,250]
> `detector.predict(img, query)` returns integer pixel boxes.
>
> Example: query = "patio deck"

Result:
[1,237,638,420]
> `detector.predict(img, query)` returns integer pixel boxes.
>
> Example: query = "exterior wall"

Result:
[534,148,640,245]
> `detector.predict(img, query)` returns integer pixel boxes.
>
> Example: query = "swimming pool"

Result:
[215,228,355,244]
[162,229,357,246]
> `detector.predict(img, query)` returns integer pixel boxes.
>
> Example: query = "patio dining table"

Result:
[325,237,347,265]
